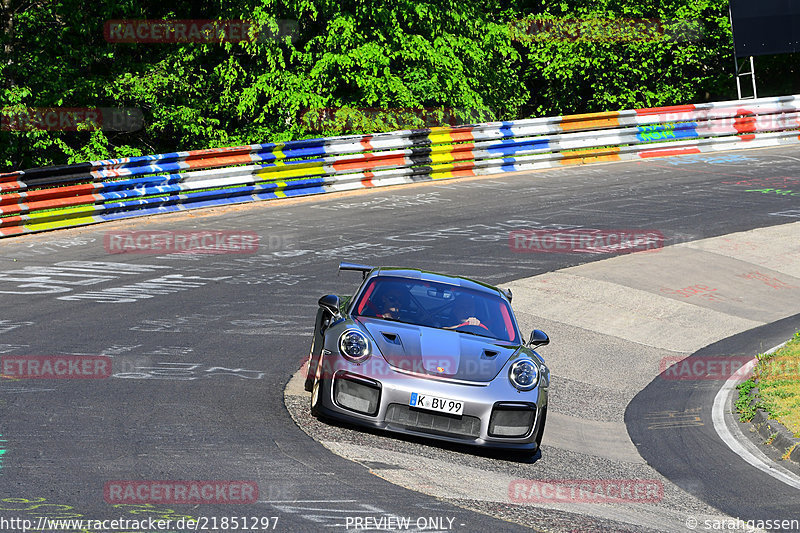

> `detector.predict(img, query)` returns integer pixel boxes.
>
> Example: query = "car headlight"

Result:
[338,330,370,363]
[509,359,539,391]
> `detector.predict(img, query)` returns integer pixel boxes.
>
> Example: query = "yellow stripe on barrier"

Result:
[428,129,458,145]
[255,161,326,180]
[273,181,288,198]
[429,149,459,164]
[24,205,98,231]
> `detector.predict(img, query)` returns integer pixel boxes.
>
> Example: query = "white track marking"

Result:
[712,342,800,490]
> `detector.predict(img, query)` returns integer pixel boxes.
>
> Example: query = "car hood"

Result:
[357,317,518,382]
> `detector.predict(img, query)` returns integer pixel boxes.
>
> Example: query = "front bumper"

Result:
[313,352,548,450]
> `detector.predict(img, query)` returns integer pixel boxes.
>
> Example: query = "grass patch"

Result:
[736,378,758,422]
[737,330,800,437]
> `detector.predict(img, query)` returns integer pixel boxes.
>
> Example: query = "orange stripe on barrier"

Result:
[450,168,478,178]
[560,111,620,132]
[559,147,621,165]
[445,129,475,143]
[184,145,254,160]
[182,153,255,169]
[451,144,475,161]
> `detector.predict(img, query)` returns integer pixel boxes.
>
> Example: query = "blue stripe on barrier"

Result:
[636,122,699,142]
[99,174,183,192]
[486,138,551,155]
[100,183,185,201]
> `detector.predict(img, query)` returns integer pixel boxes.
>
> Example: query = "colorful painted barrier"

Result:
[2,94,799,237]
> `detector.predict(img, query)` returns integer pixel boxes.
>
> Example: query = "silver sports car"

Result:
[304,262,550,453]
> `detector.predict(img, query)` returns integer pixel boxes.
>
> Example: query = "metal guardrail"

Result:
[1,94,799,237]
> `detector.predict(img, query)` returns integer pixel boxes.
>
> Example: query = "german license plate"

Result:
[409,392,463,416]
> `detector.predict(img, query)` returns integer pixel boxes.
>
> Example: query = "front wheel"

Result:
[304,308,328,392]
[534,406,547,449]
[310,352,328,417]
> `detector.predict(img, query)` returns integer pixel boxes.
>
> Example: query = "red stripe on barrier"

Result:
[638,147,702,158]
[0,225,24,236]
[635,104,697,116]
[0,184,100,214]
[0,214,24,228]
[0,172,25,193]
[0,192,24,206]
[182,153,256,169]
[0,171,23,180]
[8,193,101,215]
[734,108,757,141]
[361,135,374,152]
[332,153,409,172]
[361,171,374,188]
[0,182,23,193]
[18,183,97,202]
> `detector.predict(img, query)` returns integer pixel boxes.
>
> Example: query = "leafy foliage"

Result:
[1,0,798,170]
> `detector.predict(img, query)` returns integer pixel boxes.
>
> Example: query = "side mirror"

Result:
[529,329,549,347]
[318,294,342,318]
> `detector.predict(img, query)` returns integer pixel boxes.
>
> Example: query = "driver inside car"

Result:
[374,285,407,320]
[444,295,484,329]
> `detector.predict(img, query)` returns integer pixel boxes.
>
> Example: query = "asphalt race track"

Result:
[1,145,799,532]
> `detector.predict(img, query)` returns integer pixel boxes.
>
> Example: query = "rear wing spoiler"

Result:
[339,262,374,280]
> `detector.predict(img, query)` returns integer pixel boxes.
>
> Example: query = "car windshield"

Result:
[353,276,520,343]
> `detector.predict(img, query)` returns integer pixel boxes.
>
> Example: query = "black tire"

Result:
[304,308,328,392]
[310,351,328,418]
[534,406,547,449]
